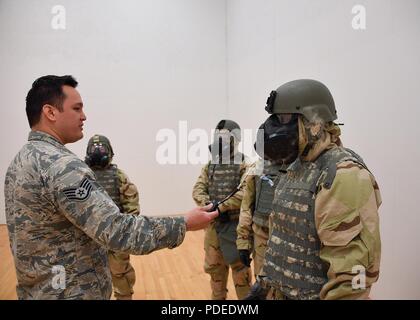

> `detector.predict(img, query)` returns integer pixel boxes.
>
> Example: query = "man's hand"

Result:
[239,249,252,267]
[206,200,229,223]
[185,204,219,231]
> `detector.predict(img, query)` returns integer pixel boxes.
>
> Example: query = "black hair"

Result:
[25,75,78,127]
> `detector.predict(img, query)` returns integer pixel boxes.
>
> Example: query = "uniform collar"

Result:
[28,130,65,149]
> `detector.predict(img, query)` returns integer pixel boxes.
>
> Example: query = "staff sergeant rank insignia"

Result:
[63,177,93,202]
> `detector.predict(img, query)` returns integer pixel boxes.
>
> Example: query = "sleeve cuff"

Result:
[236,238,252,250]
[166,216,187,249]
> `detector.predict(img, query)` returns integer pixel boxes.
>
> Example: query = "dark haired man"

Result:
[4,75,218,299]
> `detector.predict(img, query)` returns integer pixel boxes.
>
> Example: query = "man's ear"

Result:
[42,104,58,122]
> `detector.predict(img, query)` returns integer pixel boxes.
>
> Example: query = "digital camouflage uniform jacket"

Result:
[4,131,186,299]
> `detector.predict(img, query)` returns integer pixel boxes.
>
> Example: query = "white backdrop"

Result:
[1,0,419,299]
[0,0,228,220]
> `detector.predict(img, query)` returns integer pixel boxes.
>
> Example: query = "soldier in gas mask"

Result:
[250,79,382,300]
[85,134,140,300]
[236,121,291,282]
[192,120,252,300]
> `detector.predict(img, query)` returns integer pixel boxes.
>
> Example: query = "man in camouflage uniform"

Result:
[4,75,218,300]
[237,116,297,284]
[192,120,252,300]
[255,79,381,300]
[236,158,287,280]
[85,134,140,300]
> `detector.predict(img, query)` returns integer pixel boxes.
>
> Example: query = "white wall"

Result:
[227,0,420,300]
[1,0,419,299]
[0,0,227,221]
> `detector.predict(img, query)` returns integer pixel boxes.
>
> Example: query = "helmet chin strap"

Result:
[301,142,313,158]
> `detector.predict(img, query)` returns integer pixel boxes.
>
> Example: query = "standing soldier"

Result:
[256,79,382,300]
[192,120,252,300]
[236,156,288,279]
[85,134,140,300]
[4,75,218,299]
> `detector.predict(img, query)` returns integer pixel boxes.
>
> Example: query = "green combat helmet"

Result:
[265,79,337,123]
[215,119,241,141]
[85,134,114,168]
[208,119,241,153]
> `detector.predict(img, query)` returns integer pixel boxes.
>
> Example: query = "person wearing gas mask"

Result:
[192,120,252,300]
[85,134,140,300]
[236,122,291,282]
[249,79,381,300]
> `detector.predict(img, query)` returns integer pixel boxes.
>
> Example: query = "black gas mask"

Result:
[85,142,112,168]
[255,113,299,164]
[209,135,235,163]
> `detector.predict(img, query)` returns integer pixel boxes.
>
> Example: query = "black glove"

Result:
[217,210,230,223]
[243,281,268,300]
[239,249,252,267]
